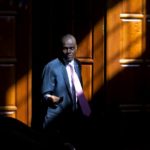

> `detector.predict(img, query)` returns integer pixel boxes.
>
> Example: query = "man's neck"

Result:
[61,57,74,66]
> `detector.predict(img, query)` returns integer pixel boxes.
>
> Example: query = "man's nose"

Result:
[66,48,73,53]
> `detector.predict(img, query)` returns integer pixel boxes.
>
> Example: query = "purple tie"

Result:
[68,64,91,117]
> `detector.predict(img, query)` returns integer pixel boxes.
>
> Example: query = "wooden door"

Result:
[0,1,32,126]
[106,0,150,112]
[32,0,105,127]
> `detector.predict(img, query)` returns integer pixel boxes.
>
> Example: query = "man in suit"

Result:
[41,34,91,149]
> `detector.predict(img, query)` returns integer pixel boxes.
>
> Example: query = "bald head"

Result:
[61,34,77,47]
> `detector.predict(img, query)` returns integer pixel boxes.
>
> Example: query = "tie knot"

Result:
[69,63,73,67]
[68,63,74,70]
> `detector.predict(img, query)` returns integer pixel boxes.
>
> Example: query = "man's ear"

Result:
[75,45,77,50]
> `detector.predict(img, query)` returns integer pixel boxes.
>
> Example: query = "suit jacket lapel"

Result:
[59,58,82,95]
[60,62,72,95]
[74,61,82,82]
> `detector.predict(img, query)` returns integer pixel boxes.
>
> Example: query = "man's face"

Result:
[61,38,77,62]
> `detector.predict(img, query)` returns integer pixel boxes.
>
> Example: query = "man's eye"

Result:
[70,47,75,50]
[63,47,75,51]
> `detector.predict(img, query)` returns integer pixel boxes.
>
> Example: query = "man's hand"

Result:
[46,94,62,104]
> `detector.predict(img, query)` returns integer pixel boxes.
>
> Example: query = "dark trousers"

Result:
[42,109,93,150]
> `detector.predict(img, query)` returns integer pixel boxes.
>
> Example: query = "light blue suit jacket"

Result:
[41,57,82,127]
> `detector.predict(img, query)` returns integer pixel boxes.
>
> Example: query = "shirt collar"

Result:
[69,60,74,66]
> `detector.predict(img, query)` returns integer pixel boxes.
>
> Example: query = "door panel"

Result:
[0,1,32,125]
[106,0,150,112]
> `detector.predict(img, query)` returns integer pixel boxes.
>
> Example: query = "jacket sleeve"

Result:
[41,63,55,105]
